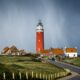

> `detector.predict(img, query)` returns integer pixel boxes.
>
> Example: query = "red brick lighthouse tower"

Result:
[36,20,44,53]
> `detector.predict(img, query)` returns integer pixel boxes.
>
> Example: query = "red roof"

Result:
[65,48,77,53]
[40,49,49,54]
[51,48,64,55]
[40,48,64,55]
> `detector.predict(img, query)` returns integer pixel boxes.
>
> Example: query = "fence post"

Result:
[19,72,21,80]
[26,72,28,80]
[32,71,33,79]
[57,72,59,78]
[3,72,5,80]
[43,73,45,80]
[40,73,41,79]
[12,72,15,80]
[36,72,38,79]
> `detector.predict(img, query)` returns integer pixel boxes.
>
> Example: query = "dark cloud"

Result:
[53,0,80,13]
[0,0,80,53]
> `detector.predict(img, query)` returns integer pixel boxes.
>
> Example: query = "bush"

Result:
[32,58,41,62]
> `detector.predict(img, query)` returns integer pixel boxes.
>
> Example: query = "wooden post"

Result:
[26,72,28,80]
[3,72,5,80]
[19,72,21,80]
[57,72,59,78]
[43,73,45,80]
[12,72,15,79]
[36,73,38,79]
[40,73,41,79]
[32,71,33,79]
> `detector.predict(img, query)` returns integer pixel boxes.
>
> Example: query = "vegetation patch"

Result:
[63,57,80,67]
[0,55,68,80]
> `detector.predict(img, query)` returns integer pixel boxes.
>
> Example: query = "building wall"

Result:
[65,52,77,57]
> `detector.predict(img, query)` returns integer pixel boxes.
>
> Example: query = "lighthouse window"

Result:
[38,40,40,42]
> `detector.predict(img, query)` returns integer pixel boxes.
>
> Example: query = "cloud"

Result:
[0,0,80,53]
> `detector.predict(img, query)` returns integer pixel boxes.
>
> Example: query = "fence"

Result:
[0,70,71,80]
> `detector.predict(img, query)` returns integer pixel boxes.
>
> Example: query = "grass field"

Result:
[0,55,66,80]
[63,57,80,67]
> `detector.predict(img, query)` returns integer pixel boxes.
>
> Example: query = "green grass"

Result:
[0,56,64,73]
[63,57,80,67]
[0,55,65,80]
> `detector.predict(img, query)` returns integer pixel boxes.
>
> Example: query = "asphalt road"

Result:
[48,60,80,80]
[68,75,80,80]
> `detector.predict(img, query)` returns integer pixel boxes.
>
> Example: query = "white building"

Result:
[64,48,78,58]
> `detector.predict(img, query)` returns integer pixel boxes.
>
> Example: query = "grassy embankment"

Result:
[0,55,68,80]
[63,57,80,67]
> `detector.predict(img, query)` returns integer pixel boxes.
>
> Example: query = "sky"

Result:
[0,0,80,53]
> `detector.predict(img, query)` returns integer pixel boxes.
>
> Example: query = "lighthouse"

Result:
[36,20,44,53]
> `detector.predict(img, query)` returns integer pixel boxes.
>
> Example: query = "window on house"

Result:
[67,54,69,57]
[74,54,75,57]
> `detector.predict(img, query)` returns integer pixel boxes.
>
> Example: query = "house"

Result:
[2,47,9,53]
[1,45,27,56]
[50,48,64,56]
[64,48,78,58]
[40,48,64,57]
[40,49,50,56]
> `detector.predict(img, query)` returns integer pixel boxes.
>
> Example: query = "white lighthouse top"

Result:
[36,20,44,32]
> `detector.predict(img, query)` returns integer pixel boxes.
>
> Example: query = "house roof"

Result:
[40,48,64,55]
[51,48,64,55]
[10,45,18,51]
[3,47,9,53]
[40,49,49,54]
[65,48,77,53]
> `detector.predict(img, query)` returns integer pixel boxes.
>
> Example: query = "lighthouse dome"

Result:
[36,25,43,30]
[36,20,44,30]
